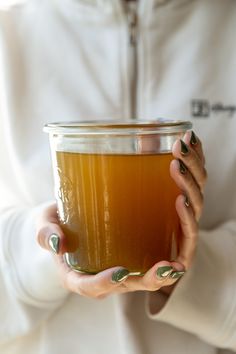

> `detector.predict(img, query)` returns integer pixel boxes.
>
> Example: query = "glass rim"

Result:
[43,119,192,135]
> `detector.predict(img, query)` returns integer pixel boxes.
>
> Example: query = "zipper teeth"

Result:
[125,0,138,119]
[127,4,138,45]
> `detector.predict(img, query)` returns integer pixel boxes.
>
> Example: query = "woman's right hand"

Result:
[36,204,185,299]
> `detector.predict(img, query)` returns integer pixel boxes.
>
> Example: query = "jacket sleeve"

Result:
[0,15,68,345]
[0,202,69,344]
[0,99,69,344]
[146,221,236,350]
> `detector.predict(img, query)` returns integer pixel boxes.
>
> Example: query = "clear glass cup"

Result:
[44,120,192,275]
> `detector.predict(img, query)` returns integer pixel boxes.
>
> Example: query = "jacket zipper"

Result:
[125,0,138,119]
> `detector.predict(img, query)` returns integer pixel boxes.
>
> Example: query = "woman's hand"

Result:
[160,130,207,296]
[170,130,207,269]
[36,204,185,299]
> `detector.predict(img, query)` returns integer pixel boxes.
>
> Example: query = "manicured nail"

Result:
[178,159,187,175]
[48,234,60,254]
[190,131,198,146]
[156,266,173,279]
[112,268,129,283]
[170,271,185,279]
[180,140,189,155]
[184,195,190,207]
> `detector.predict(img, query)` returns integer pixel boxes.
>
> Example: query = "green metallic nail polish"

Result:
[48,234,60,254]
[178,159,187,175]
[112,268,129,283]
[170,271,185,279]
[184,195,190,207]
[156,266,173,279]
[180,140,189,155]
[190,131,198,146]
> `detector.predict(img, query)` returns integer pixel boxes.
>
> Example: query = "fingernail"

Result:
[184,195,190,207]
[156,266,173,279]
[190,131,198,146]
[112,268,129,283]
[180,140,189,155]
[170,271,185,279]
[178,159,187,175]
[48,234,60,254]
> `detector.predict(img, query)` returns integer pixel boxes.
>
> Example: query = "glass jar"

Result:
[44,120,192,275]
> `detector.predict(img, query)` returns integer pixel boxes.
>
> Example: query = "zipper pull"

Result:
[127,1,138,46]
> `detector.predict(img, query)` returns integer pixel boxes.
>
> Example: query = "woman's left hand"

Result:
[161,130,207,295]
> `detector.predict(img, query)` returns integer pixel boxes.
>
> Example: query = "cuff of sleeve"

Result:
[146,225,236,348]
[1,202,69,309]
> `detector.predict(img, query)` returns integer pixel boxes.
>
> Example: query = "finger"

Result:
[121,261,185,292]
[183,130,206,165]
[175,194,198,270]
[37,222,67,255]
[170,159,204,221]
[172,139,207,193]
[55,259,186,297]
[36,204,67,254]
[60,266,130,298]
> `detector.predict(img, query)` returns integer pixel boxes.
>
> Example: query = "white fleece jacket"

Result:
[1,0,236,353]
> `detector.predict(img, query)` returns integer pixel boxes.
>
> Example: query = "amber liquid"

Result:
[55,152,181,273]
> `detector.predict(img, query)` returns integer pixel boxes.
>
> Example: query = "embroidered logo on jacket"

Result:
[191,100,236,118]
